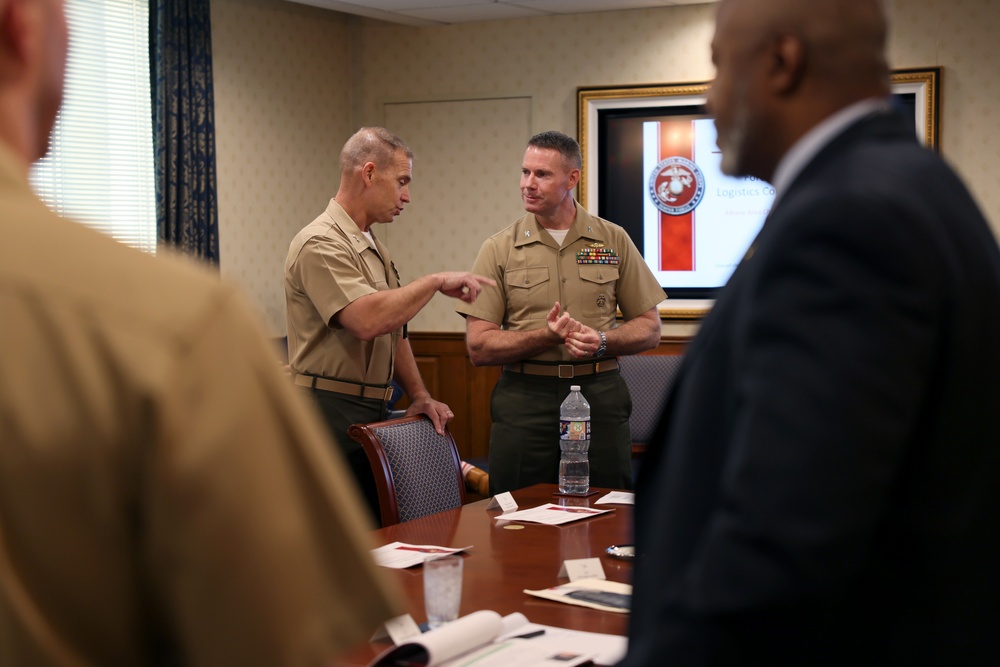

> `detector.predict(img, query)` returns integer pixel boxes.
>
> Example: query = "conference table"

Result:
[336,483,634,665]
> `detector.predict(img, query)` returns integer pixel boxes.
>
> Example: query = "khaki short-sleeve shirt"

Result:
[284,199,402,383]
[457,203,665,362]
[0,146,398,666]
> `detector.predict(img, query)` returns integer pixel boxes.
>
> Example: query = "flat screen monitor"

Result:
[578,70,939,306]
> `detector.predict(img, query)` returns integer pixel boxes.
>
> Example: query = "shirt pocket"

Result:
[505,266,551,322]
[578,264,619,318]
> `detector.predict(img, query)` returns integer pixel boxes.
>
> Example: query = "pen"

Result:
[510,629,546,639]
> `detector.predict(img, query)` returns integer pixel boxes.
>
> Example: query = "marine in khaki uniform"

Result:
[0,2,398,664]
[458,131,666,494]
[285,127,493,522]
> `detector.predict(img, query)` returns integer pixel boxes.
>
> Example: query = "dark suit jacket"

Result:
[623,110,1000,666]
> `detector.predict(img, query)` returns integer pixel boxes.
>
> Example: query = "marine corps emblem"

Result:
[648,156,706,216]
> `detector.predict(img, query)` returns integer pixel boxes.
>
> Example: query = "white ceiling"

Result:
[284,0,719,27]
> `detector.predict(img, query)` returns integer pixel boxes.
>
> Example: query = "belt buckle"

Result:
[558,364,574,379]
[382,386,394,402]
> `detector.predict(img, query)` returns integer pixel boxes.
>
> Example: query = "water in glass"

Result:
[423,555,463,629]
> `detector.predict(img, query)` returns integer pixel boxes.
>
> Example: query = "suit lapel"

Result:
[637,109,918,491]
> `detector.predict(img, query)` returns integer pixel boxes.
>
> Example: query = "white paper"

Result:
[496,622,628,666]
[524,577,633,614]
[409,610,505,665]
[594,491,635,505]
[368,610,516,666]
[438,636,592,667]
[368,611,624,667]
[493,503,612,525]
[371,542,472,569]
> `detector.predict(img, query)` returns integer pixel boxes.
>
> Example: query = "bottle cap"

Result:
[570,385,581,391]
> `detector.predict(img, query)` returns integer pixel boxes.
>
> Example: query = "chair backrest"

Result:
[619,353,684,452]
[348,415,466,526]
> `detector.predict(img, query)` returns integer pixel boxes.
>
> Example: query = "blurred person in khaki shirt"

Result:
[0,1,398,665]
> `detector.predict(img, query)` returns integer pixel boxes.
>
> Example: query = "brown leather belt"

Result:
[293,373,394,401]
[502,358,619,379]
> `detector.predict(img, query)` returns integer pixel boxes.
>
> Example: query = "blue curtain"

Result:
[149,0,220,265]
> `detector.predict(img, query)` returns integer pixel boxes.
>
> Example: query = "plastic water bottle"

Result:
[559,385,591,494]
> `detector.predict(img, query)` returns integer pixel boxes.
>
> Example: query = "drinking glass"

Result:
[423,555,463,630]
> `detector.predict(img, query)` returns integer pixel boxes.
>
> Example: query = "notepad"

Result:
[367,610,626,667]
[524,577,633,614]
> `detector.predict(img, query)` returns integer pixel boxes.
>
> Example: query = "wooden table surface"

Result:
[335,483,634,665]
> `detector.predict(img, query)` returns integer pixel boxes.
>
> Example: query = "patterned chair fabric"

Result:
[619,354,684,449]
[348,415,466,526]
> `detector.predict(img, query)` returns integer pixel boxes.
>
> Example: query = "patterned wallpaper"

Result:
[211,0,355,334]
[382,97,531,332]
[212,0,1000,335]
[888,0,999,221]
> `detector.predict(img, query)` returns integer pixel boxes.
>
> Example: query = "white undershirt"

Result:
[363,230,381,259]
[547,228,570,246]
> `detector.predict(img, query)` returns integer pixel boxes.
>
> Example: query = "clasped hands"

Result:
[547,301,603,359]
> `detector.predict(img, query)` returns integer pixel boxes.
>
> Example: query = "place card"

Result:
[558,558,607,582]
[594,491,635,506]
[486,491,518,513]
[371,613,422,645]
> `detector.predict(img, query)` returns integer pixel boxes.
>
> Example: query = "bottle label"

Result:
[560,418,591,441]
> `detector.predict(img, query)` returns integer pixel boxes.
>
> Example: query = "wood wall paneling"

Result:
[401,332,690,462]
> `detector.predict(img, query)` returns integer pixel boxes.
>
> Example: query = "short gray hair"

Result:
[340,127,413,172]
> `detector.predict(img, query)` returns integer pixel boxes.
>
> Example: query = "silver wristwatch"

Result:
[595,330,608,358]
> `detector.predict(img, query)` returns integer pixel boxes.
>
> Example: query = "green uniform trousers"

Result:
[298,388,388,526]
[488,368,633,494]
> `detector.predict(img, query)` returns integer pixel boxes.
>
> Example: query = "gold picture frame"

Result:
[577,67,941,320]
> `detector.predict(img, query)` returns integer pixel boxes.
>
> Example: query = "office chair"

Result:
[618,353,684,457]
[348,415,467,526]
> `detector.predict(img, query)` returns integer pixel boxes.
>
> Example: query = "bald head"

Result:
[708,0,891,181]
[718,0,889,97]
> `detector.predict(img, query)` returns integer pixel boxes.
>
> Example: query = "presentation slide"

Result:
[642,118,774,288]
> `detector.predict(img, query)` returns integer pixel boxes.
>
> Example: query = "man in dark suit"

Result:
[623,0,1000,664]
